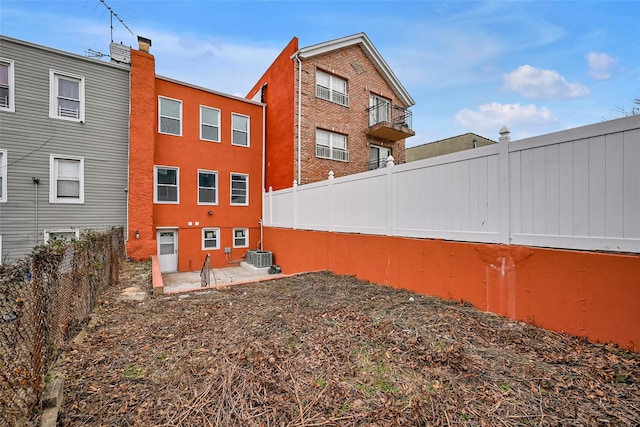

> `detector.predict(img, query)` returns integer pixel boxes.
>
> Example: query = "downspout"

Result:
[261,89,266,250]
[295,53,302,184]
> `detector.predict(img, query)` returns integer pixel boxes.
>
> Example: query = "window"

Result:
[230,173,248,205]
[49,155,84,203]
[368,94,391,126]
[155,166,179,203]
[233,228,248,248]
[368,144,391,170]
[44,229,80,243]
[232,113,249,146]
[159,96,182,135]
[0,59,15,112]
[49,70,84,121]
[200,106,220,142]
[316,70,348,106]
[198,170,217,204]
[316,129,349,162]
[0,150,6,203]
[202,228,220,250]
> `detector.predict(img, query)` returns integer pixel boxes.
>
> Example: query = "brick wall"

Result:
[295,45,409,185]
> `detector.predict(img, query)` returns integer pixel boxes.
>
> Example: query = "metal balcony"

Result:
[366,104,415,142]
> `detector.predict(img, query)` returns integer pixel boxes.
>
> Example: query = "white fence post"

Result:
[292,180,298,230]
[386,155,395,236]
[268,186,273,226]
[328,171,335,232]
[499,126,511,244]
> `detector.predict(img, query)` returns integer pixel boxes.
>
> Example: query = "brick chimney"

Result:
[137,36,152,53]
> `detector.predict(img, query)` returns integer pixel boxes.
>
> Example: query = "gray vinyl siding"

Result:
[0,36,130,261]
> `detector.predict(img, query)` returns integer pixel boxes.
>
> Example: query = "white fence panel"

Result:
[509,117,640,252]
[331,169,389,234]
[269,188,295,228]
[264,116,640,253]
[393,146,501,242]
[295,180,331,231]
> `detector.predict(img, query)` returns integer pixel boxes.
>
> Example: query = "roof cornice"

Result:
[295,33,414,107]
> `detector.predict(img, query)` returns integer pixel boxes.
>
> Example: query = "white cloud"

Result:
[586,52,618,80]
[455,102,558,138]
[503,65,589,100]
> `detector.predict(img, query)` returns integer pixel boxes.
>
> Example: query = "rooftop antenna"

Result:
[97,0,134,42]
[85,48,109,58]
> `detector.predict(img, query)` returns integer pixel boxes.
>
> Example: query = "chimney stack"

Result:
[137,36,152,53]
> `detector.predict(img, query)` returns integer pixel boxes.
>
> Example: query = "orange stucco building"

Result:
[127,39,264,272]
[248,33,416,191]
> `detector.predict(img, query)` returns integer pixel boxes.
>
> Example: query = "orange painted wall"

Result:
[247,38,298,191]
[263,227,640,351]
[128,46,264,271]
[152,79,264,271]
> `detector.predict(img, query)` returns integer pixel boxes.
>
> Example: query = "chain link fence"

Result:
[0,227,124,426]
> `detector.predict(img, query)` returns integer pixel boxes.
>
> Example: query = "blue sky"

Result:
[1,0,638,145]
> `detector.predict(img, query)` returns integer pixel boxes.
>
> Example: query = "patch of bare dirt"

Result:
[55,261,639,426]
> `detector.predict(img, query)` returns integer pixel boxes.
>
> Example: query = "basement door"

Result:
[157,229,178,272]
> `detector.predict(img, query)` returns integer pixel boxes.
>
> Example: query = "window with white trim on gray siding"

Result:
[49,70,84,121]
[49,155,84,203]
[0,59,15,112]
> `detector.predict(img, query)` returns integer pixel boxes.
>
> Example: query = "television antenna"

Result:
[97,0,135,42]
[85,48,109,58]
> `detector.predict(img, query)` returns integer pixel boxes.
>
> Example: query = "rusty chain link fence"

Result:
[0,227,124,426]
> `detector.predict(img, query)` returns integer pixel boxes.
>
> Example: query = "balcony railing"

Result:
[368,104,413,128]
[316,144,349,162]
[366,104,415,142]
[316,85,349,106]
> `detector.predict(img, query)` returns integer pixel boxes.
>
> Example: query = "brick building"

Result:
[127,38,265,272]
[248,33,415,190]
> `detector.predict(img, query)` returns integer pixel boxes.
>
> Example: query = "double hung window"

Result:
[232,113,249,146]
[233,228,248,248]
[198,170,217,204]
[202,228,220,250]
[50,70,84,121]
[159,96,182,136]
[230,173,248,205]
[50,155,84,203]
[316,129,349,162]
[155,166,179,203]
[200,106,220,142]
[316,70,348,106]
[0,59,15,112]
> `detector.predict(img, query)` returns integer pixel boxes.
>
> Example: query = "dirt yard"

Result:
[54,261,639,426]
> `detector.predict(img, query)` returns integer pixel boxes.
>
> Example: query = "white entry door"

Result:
[157,229,178,272]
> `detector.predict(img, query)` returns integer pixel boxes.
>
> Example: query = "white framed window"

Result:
[44,228,80,243]
[49,155,84,203]
[233,228,248,248]
[202,228,220,250]
[316,129,349,162]
[198,169,217,205]
[0,58,15,112]
[230,173,248,205]
[232,113,249,146]
[0,150,6,203]
[49,70,84,121]
[159,96,182,136]
[200,105,220,142]
[154,166,179,203]
[316,70,348,106]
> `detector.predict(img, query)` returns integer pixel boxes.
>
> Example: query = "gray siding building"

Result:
[0,36,130,262]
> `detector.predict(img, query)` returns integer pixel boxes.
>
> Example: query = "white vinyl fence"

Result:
[264,116,640,253]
